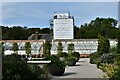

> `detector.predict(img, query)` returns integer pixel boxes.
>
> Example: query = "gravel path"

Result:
[52,58,105,79]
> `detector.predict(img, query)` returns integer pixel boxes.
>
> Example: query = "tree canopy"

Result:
[2,26,51,40]
[2,17,119,40]
[74,17,118,39]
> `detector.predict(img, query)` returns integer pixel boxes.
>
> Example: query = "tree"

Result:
[117,30,120,54]
[1,17,118,40]
[74,26,80,39]
[104,37,110,53]
[0,42,4,55]
[79,17,118,39]
[68,43,74,54]
[43,41,51,57]
[57,41,63,55]
[25,42,31,56]
[97,34,110,56]
[12,42,18,53]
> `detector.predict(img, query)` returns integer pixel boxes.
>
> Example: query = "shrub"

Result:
[90,52,100,64]
[68,43,74,54]
[58,52,68,58]
[71,52,80,61]
[45,55,66,76]
[99,63,118,78]
[66,56,76,61]
[45,55,66,68]
[114,54,120,66]
[110,66,120,80]
[2,54,49,80]
[100,53,115,64]
[66,56,76,66]
[71,52,80,58]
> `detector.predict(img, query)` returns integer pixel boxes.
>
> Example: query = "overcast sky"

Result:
[1,2,118,28]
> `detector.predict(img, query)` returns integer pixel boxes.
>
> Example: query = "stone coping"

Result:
[27,60,51,64]
[0,40,45,42]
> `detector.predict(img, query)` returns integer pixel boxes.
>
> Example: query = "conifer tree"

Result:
[12,42,18,54]
[57,41,63,55]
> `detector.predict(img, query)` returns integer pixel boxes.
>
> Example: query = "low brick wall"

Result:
[80,54,90,58]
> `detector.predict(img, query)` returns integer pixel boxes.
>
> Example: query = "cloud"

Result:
[1,2,118,27]
[65,2,118,26]
[2,2,51,26]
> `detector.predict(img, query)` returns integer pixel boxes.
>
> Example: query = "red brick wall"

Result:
[80,54,90,58]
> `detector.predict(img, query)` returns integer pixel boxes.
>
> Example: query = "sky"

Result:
[1,2,118,28]
[1,0,119,2]
[118,1,120,28]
